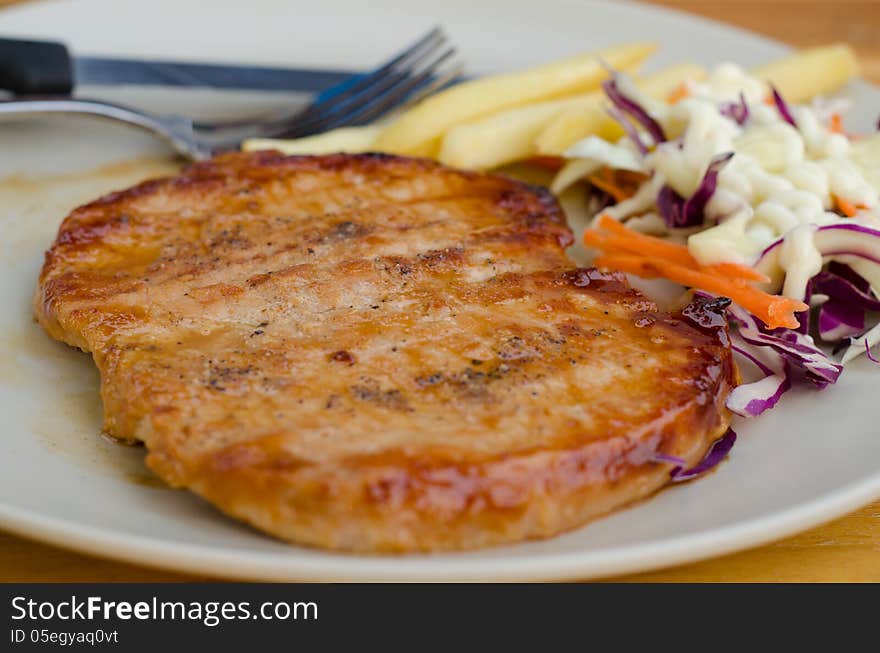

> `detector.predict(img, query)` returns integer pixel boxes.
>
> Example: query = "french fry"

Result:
[535,63,706,156]
[245,45,858,167]
[752,44,860,104]
[535,105,615,157]
[372,41,656,155]
[242,125,381,155]
[439,95,594,170]
[537,45,859,157]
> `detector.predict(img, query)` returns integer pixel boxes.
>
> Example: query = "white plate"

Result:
[1,0,879,581]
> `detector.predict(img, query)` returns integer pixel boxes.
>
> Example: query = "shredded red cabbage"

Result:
[727,343,791,417]
[670,428,737,482]
[698,285,839,417]
[756,223,880,278]
[866,341,880,365]
[727,302,842,388]
[818,300,865,342]
[827,261,875,291]
[601,73,667,145]
[836,322,880,362]
[729,371,791,417]
[794,280,812,334]
[811,265,880,342]
[653,452,686,466]
[606,105,649,155]
[680,292,794,417]
[719,92,750,125]
[757,234,880,346]
[657,152,734,228]
[770,84,797,127]
[812,266,880,312]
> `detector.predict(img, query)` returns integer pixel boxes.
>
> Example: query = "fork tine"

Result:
[204,27,462,151]
[195,27,447,136]
[339,61,464,129]
[277,45,458,137]
[296,27,447,119]
[295,51,462,136]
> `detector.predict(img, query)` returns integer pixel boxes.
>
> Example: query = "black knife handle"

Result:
[0,37,73,95]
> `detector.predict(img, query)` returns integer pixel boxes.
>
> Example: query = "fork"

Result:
[0,28,462,160]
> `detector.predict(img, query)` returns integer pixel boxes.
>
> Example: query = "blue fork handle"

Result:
[313,74,366,103]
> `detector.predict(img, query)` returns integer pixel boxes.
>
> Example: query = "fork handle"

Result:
[0,97,210,159]
[0,37,73,95]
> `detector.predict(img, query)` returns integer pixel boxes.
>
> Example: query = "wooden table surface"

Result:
[1,0,879,582]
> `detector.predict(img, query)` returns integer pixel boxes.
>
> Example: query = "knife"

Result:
[0,36,359,95]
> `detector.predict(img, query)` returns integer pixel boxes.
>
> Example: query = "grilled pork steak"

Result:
[35,151,735,552]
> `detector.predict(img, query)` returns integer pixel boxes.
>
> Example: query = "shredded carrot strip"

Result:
[595,254,805,329]
[593,234,769,283]
[712,262,771,284]
[618,170,648,187]
[614,169,651,185]
[592,253,651,275]
[528,156,565,170]
[595,214,696,266]
[582,229,606,248]
[591,215,770,283]
[833,194,865,217]
[667,82,690,105]
[586,168,644,203]
[828,113,845,134]
[591,232,693,266]
[586,215,801,329]
[588,174,631,203]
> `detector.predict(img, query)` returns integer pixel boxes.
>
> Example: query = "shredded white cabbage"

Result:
[841,321,880,364]
[563,136,646,172]
[558,64,880,276]
[557,63,880,364]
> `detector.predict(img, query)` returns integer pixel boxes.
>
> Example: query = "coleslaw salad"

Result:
[555,62,880,432]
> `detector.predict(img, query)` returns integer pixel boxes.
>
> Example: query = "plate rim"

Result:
[2,0,879,581]
[2,473,879,581]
